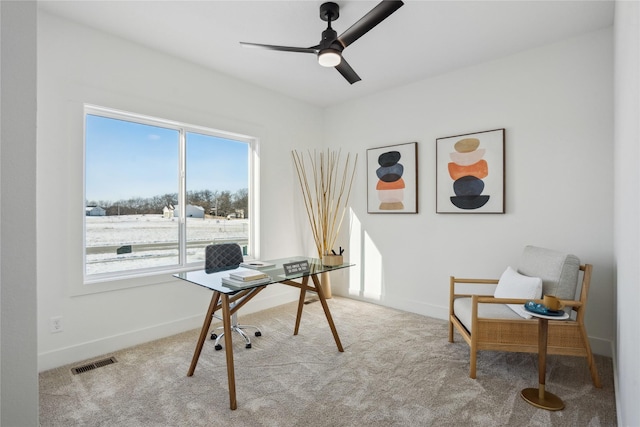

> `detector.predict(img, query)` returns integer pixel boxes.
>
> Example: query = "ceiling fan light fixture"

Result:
[318,48,341,67]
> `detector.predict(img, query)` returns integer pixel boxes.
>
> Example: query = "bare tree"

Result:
[232,188,248,218]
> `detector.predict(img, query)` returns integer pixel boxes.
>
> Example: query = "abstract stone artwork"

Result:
[375,150,405,210]
[448,137,490,209]
[367,142,418,214]
[436,129,505,213]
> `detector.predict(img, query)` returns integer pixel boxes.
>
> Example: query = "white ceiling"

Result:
[38,0,614,108]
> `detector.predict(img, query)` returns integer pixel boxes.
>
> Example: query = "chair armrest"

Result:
[476,296,582,308]
[450,276,499,299]
[557,299,582,309]
[451,277,499,285]
[477,296,531,305]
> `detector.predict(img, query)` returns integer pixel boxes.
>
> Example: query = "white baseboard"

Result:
[38,286,298,372]
[611,341,621,427]
[589,336,613,358]
[38,314,204,372]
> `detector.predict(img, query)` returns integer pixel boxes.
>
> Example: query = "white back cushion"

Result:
[517,245,580,300]
[494,266,543,319]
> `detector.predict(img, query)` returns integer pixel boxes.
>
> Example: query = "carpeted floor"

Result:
[39,297,617,426]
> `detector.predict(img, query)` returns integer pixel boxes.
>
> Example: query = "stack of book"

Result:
[221,270,271,289]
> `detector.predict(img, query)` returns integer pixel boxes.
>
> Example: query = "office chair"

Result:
[205,243,262,350]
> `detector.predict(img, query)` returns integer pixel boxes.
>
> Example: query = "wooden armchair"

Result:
[448,246,601,388]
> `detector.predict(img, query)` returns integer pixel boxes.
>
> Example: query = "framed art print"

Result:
[367,142,418,214]
[436,128,505,213]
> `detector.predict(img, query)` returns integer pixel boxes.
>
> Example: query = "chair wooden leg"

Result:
[448,320,454,343]
[579,323,601,388]
[587,355,601,388]
[470,349,477,379]
[449,278,455,343]
[470,295,478,379]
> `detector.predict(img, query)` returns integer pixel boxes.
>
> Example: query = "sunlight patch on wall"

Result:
[348,209,362,297]
[349,209,382,300]
[362,232,382,300]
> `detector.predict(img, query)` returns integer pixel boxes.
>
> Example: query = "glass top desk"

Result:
[174,256,353,410]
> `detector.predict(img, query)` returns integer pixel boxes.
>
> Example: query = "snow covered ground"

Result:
[85,215,248,275]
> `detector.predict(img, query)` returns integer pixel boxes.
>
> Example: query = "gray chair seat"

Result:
[453,297,523,333]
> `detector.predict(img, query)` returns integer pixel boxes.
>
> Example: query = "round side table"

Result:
[521,310,570,411]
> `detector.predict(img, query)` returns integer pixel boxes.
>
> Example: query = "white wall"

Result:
[324,28,615,356]
[613,1,640,425]
[0,1,39,425]
[37,12,322,370]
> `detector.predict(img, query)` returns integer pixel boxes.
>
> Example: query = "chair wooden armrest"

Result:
[451,275,584,310]
[451,277,499,285]
[476,296,534,305]
[475,296,583,309]
[449,276,498,298]
[449,276,498,286]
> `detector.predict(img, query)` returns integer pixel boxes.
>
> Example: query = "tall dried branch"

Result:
[292,149,358,258]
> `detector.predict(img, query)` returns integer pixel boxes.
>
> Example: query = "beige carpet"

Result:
[39,297,616,426]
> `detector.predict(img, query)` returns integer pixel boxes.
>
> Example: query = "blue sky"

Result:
[85,114,249,202]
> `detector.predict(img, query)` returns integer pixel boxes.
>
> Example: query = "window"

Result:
[84,106,255,282]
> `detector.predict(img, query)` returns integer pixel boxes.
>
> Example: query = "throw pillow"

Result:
[494,266,543,319]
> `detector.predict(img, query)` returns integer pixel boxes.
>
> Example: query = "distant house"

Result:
[173,204,205,218]
[162,205,175,219]
[86,206,106,216]
[227,209,245,220]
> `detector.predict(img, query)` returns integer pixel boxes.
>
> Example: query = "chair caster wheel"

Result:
[215,344,222,351]
[210,333,217,340]
[255,331,262,337]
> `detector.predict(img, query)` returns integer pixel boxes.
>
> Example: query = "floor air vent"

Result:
[71,357,117,375]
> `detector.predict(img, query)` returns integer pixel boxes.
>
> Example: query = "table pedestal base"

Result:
[521,385,564,411]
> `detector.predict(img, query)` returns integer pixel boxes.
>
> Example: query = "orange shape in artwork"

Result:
[376,178,406,190]
[448,160,488,180]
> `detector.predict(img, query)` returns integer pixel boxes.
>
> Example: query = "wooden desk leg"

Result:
[188,291,220,377]
[521,318,564,410]
[221,294,237,410]
[311,274,344,352]
[293,276,308,336]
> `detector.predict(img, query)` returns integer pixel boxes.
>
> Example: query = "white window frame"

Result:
[83,105,259,285]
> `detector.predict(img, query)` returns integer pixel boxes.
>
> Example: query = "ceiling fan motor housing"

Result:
[320,2,340,22]
[321,28,341,51]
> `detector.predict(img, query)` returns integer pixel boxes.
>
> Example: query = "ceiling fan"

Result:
[240,1,404,84]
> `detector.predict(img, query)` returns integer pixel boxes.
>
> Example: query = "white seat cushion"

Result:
[453,297,522,333]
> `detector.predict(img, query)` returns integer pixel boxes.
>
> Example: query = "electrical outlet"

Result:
[50,316,63,333]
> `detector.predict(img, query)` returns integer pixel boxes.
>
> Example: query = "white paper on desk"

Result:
[239,261,275,269]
